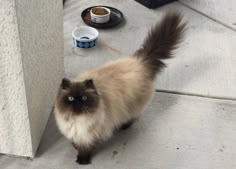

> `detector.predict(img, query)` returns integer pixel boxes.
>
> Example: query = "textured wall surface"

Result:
[0,0,64,157]
[0,0,32,157]
[16,0,64,155]
[179,0,236,30]
[15,0,64,156]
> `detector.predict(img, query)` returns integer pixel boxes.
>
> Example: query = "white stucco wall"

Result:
[179,0,236,30]
[15,0,64,155]
[0,0,64,157]
[0,0,32,157]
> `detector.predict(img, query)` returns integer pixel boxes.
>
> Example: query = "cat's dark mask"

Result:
[57,78,99,115]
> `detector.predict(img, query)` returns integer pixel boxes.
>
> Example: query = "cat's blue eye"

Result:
[68,96,74,102]
[82,96,87,101]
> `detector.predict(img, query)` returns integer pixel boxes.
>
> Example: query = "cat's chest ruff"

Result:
[58,114,94,144]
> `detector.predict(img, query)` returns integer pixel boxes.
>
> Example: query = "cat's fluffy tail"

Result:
[134,12,186,79]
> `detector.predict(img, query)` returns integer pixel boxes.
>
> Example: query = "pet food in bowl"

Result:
[90,7,111,23]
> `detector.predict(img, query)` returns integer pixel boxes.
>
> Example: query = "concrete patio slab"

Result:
[64,0,236,99]
[179,0,236,30]
[0,92,235,169]
[1,0,235,168]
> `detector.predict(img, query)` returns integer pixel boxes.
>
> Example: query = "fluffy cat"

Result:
[54,12,186,164]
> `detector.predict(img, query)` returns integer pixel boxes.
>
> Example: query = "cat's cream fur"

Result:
[54,57,154,147]
[54,12,186,164]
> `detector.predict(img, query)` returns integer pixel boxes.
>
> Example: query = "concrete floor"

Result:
[1,93,235,169]
[1,0,236,168]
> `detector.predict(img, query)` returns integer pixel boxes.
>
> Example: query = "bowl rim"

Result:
[72,26,99,42]
[90,7,111,17]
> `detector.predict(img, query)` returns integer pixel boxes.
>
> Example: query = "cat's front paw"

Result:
[76,155,91,165]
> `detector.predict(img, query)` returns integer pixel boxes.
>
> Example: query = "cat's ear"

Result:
[61,78,71,90]
[84,79,95,89]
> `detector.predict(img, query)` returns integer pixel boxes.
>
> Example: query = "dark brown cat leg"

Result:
[120,120,134,130]
[73,144,92,165]
[76,149,91,165]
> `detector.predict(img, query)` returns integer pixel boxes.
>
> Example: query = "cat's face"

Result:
[56,78,99,115]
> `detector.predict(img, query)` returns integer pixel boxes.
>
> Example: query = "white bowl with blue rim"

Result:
[72,26,99,48]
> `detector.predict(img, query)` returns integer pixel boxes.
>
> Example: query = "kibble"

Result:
[91,7,108,15]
